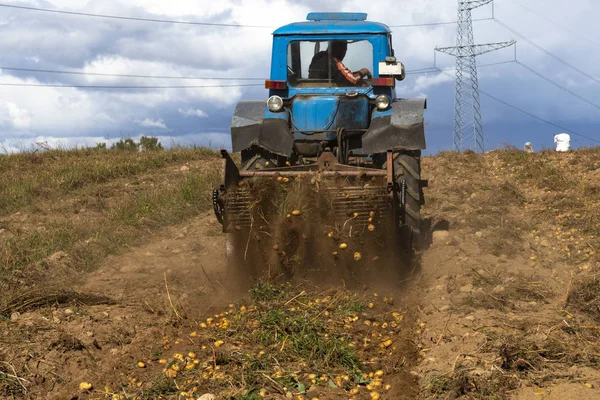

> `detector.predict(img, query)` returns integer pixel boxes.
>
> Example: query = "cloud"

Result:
[178,108,208,118]
[5,102,32,129]
[0,0,598,152]
[136,118,167,129]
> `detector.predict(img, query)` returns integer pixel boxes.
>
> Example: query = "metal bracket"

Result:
[386,151,394,199]
[212,189,224,226]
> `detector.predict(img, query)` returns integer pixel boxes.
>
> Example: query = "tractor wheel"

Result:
[394,151,424,249]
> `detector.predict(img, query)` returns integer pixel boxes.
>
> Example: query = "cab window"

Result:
[287,40,374,88]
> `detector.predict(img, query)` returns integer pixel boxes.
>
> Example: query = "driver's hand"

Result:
[359,68,372,79]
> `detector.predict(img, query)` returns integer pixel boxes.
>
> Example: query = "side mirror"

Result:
[378,59,405,82]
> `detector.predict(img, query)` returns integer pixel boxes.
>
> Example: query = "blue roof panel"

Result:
[306,12,367,21]
[273,20,391,36]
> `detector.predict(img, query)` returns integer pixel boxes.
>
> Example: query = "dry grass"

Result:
[0,147,221,293]
[465,271,553,311]
[567,277,600,322]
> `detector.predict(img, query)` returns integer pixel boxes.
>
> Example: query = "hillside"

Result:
[0,147,599,399]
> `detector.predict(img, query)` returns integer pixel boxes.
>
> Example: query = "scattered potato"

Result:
[79,382,92,391]
[354,252,362,261]
[292,209,302,216]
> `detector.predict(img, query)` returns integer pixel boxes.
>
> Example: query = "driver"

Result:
[308,40,372,85]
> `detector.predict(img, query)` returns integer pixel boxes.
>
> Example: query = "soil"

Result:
[2,149,600,399]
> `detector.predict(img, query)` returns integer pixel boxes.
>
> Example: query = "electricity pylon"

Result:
[436,0,515,152]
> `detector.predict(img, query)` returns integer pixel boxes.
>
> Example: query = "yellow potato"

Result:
[368,224,376,232]
[214,340,225,347]
[165,369,177,378]
[137,361,146,368]
[292,209,302,216]
[354,252,362,261]
[339,243,348,250]
[79,382,92,391]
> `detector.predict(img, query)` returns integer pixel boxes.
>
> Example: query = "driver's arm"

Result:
[334,59,361,85]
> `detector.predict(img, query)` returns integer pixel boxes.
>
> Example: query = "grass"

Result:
[567,277,600,322]
[0,147,221,295]
[0,147,218,215]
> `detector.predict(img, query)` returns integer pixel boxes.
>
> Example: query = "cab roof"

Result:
[273,12,391,36]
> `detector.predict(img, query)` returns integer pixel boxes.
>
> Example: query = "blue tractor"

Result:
[214,13,427,276]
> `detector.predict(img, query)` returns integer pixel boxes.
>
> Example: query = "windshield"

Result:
[287,40,374,88]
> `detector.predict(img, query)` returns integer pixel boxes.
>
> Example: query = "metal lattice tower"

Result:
[436,0,515,152]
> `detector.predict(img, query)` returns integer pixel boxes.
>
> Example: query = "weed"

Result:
[229,389,263,400]
[250,281,285,302]
[337,299,366,315]
[141,378,178,397]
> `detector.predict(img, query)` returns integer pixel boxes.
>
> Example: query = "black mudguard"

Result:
[362,98,427,153]
[231,101,294,157]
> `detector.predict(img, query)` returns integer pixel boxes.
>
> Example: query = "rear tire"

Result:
[394,151,424,250]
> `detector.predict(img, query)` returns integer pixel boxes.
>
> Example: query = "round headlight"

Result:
[375,95,391,111]
[267,96,284,112]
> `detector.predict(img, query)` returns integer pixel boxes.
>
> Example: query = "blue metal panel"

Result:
[306,13,367,21]
[273,22,390,35]
[291,95,370,137]
[291,96,338,131]
[264,108,289,121]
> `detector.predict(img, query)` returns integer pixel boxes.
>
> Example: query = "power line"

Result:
[0,82,264,89]
[494,19,600,85]
[389,18,492,28]
[0,3,478,30]
[516,61,600,111]
[0,61,511,81]
[507,0,600,49]
[0,3,275,28]
[405,60,516,75]
[436,68,600,145]
[0,66,265,81]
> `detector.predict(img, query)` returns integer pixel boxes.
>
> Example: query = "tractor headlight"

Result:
[375,95,391,111]
[267,96,284,112]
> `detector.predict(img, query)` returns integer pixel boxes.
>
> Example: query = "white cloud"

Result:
[136,118,167,129]
[6,102,32,129]
[178,108,208,118]
[409,71,455,93]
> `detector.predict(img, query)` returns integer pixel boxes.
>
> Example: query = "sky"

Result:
[0,0,598,154]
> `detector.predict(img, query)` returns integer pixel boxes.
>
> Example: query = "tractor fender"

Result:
[362,98,427,153]
[231,101,294,157]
